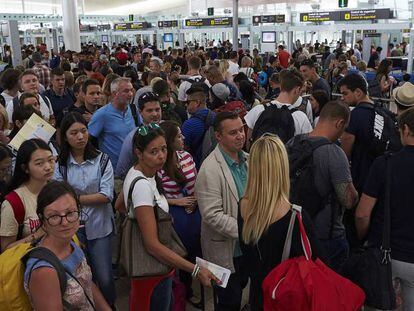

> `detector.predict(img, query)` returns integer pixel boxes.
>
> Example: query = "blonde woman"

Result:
[239,56,254,79]
[219,59,232,82]
[238,135,321,311]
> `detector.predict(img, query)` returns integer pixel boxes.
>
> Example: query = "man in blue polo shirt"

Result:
[182,85,215,169]
[88,77,136,169]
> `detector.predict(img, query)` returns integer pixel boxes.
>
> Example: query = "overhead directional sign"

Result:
[185,17,233,27]
[113,22,151,30]
[97,24,111,31]
[252,15,286,25]
[300,8,392,22]
[342,9,392,21]
[300,11,341,22]
[158,20,178,28]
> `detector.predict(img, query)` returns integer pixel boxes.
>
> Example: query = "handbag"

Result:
[342,154,396,310]
[120,176,187,277]
[262,205,365,311]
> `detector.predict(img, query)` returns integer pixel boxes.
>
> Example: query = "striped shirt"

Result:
[158,151,197,199]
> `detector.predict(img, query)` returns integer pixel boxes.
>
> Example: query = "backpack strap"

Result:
[58,164,68,181]
[40,94,53,114]
[129,103,140,127]
[65,269,96,310]
[13,96,19,112]
[4,191,25,239]
[99,153,110,177]
[23,247,68,299]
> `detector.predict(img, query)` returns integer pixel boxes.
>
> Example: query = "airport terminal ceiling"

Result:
[1,0,410,17]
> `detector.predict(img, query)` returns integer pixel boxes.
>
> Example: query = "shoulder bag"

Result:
[120,176,187,277]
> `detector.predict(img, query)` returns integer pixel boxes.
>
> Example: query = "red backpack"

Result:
[262,205,365,311]
[213,101,247,121]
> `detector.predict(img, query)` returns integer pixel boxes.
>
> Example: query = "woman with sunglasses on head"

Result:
[123,123,220,310]
[0,139,55,252]
[54,112,116,308]
[158,121,202,305]
[24,181,111,311]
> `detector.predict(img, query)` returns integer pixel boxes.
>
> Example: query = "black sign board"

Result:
[300,11,341,22]
[185,17,233,27]
[341,9,391,21]
[158,20,178,28]
[300,8,392,22]
[252,15,285,25]
[97,24,111,31]
[113,22,151,30]
[364,33,381,38]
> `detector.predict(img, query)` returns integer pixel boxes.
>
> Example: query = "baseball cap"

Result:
[211,83,230,101]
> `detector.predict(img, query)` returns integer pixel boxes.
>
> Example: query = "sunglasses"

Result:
[137,123,160,136]
[140,92,159,100]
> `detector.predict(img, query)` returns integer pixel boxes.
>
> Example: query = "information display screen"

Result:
[164,33,173,42]
[262,31,276,43]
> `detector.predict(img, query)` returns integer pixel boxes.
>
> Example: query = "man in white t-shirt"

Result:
[227,51,240,76]
[244,69,312,149]
[6,70,54,126]
[178,56,210,103]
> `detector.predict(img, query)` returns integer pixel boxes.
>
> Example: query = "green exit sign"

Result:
[129,14,134,21]
[338,0,348,7]
[208,7,214,16]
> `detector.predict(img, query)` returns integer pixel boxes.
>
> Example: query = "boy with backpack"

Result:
[244,69,312,150]
[286,101,359,271]
[182,85,216,170]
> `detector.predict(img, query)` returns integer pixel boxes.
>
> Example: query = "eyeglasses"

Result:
[137,123,160,136]
[45,210,80,226]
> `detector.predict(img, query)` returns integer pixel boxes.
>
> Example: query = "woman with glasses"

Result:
[158,121,202,305]
[238,135,321,310]
[123,123,220,311]
[24,181,111,310]
[54,112,116,308]
[0,139,55,252]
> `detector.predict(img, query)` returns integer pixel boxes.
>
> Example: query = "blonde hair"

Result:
[0,105,8,130]
[219,59,229,75]
[241,56,252,68]
[242,135,291,244]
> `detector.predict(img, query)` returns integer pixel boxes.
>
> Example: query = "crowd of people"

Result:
[0,37,413,311]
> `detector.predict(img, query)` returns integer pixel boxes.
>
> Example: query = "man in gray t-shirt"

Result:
[287,101,358,271]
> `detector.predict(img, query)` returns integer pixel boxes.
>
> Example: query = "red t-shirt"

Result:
[278,50,290,68]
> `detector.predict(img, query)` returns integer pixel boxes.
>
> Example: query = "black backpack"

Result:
[182,77,210,97]
[359,103,402,160]
[367,78,382,98]
[287,136,332,218]
[193,110,217,162]
[251,103,296,144]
